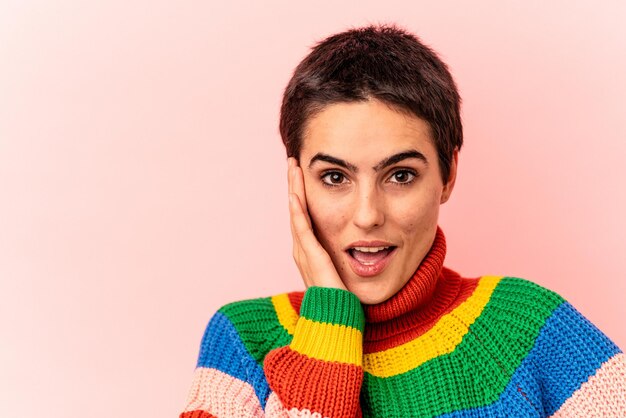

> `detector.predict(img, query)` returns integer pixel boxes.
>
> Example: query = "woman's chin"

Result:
[345,282,392,305]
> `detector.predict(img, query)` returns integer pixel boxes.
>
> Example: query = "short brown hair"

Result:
[279,23,463,183]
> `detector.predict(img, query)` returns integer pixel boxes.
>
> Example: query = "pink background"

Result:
[1,1,625,417]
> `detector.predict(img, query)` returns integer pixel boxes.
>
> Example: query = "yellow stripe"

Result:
[363,276,502,378]
[290,317,363,366]
[271,294,299,335]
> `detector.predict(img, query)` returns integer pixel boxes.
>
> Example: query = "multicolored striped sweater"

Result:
[179,228,626,417]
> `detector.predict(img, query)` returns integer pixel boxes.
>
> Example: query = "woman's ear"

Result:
[440,148,459,204]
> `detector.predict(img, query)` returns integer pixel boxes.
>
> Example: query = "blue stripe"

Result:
[525,301,620,414]
[196,312,270,409]
[438,301,621,417]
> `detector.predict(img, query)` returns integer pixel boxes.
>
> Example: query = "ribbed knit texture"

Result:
[180,226,626,417]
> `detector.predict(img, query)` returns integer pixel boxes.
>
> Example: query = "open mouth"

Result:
[347,246,397,265]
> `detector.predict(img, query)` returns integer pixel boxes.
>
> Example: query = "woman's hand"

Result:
[287,157,347,291]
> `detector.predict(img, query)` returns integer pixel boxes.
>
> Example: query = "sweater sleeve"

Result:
[263,286,365,418]
[529,300,626,417]
[179,309,269,418]
[179,286,365,418]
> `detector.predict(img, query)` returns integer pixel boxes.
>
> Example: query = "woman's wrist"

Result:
[289,286,364,366]
[299,286,364,331]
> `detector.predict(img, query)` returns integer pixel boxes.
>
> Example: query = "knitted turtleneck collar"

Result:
[361,226,471,351]
[363,225,448,323]
[287,225,471,350]
[363,226,470,340]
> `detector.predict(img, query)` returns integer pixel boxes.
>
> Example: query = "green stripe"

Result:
[300,286,365,331]
[361,277,564,417]
[217,287,365,367]
[218,296,293,366]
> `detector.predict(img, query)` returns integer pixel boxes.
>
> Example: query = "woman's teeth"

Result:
[349,246,395,265]
[351,246,391,253]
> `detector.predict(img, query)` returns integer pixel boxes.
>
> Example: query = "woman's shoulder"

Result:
[480,274,566,311]
[466,275,625,415]
[203,290,304,358]
[215,289,304,323]
[475,274,620,349]
[465,275,570,339]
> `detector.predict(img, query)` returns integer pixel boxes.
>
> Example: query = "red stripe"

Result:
[287,290,304,315]
[264,346,362,418]
[364,273,480,353]
[284,270,482,354]
[180,411,217,418]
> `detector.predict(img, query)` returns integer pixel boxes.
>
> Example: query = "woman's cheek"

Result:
[396,196,437,234]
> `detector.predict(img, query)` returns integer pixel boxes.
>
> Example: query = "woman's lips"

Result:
[346,247,397,277]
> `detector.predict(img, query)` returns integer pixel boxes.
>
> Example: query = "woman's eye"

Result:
[321,170,417,187]
[389,170,417,185]
[321,171,347,187]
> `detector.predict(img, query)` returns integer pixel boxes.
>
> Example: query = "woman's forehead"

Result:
[301,100,436,163]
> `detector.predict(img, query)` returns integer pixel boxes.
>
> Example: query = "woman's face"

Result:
[299,99,457,304]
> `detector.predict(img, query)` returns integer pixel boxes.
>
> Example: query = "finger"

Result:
[288,160,300,239]
[290,192,345,290]
[288,188,305,252]
[293,164,312,228]
[289,193,322,256]
[288,193,303,242]
[288,193,310,287]
[287,159,302,219]
[291,193,341,289]
[288,190,299,247]
[287,157,293,196]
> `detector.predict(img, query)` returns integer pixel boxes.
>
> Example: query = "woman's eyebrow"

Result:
[308,150,428,173]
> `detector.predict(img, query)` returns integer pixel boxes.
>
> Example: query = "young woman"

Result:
[179,24,625,417]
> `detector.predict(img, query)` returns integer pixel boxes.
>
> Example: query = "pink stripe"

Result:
[265,392,325,417]
[550,352,626,417]
[181,367,264,418]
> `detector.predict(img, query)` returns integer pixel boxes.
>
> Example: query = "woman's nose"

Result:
[352,186,385,230]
